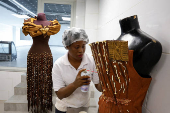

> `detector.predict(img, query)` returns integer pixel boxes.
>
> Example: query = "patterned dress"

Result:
[22,17,61,113]
[89,40,152,113]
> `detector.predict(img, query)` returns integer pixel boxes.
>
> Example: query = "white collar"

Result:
[63,52,88,68]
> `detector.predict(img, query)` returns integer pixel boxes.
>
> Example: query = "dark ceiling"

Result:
[0,0,71,24]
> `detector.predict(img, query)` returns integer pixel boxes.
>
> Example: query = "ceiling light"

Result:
[12,14,31,18]
[9,0,36,16]
[0,1,17,12]
[62,17,70,21]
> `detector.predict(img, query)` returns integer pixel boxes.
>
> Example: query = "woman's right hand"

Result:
[73,69,91,88]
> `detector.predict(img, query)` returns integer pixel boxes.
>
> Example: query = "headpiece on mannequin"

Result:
[36,13,47,21]
[62,27,89,47]
[33,13,51,26]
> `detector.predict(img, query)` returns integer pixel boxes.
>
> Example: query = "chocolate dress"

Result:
[89,40,152,113]
[22,17,61,113]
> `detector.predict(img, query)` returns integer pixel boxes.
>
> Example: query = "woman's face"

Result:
[67,41,86,61]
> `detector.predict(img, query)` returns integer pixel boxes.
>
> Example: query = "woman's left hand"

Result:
[73,69,91,88]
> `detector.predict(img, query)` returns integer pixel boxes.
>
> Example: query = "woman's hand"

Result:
[73,69,91,88]
[56,69,91,100]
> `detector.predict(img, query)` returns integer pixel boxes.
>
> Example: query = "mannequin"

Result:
[22,13,61,113]
[29,13,52,54]
[117,15,162,78]
[34,13,51,26]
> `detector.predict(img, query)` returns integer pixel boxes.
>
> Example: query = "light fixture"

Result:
[12,14,31,18]
[9,0,36,17]
[62,17,70,21]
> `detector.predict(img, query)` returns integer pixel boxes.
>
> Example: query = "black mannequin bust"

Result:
[117,15,162,78]
[33,13,51,26]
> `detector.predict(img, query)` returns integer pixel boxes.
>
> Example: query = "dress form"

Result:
[29,13,51,54]
[22,13,61,113]
[117,15,162,78]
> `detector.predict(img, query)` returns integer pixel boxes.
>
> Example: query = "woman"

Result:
[52,27,102,113]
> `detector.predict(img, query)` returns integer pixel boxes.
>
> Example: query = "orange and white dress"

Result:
[89,40,152,113]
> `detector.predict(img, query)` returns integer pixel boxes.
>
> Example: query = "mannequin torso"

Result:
[29,13,51,54]
[117,15,162,78]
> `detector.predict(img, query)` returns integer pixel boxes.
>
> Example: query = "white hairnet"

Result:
[62,27,89,47]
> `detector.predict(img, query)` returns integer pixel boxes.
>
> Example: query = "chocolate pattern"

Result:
[22,17,61,113]
[89,40,152,113]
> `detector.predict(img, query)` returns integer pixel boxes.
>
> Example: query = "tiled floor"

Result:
[0,45,67,68]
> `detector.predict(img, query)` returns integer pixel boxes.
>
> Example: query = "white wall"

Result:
[0,5,23,27]
[0,23,13,41]
[74,0,99,54]
[0,71,25,100]
[97,0,170,113]
[49,24,70,46]
[84,0,99,54]
[75,0,85,29]
[0,5,26,100]
[0,5,33,46]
